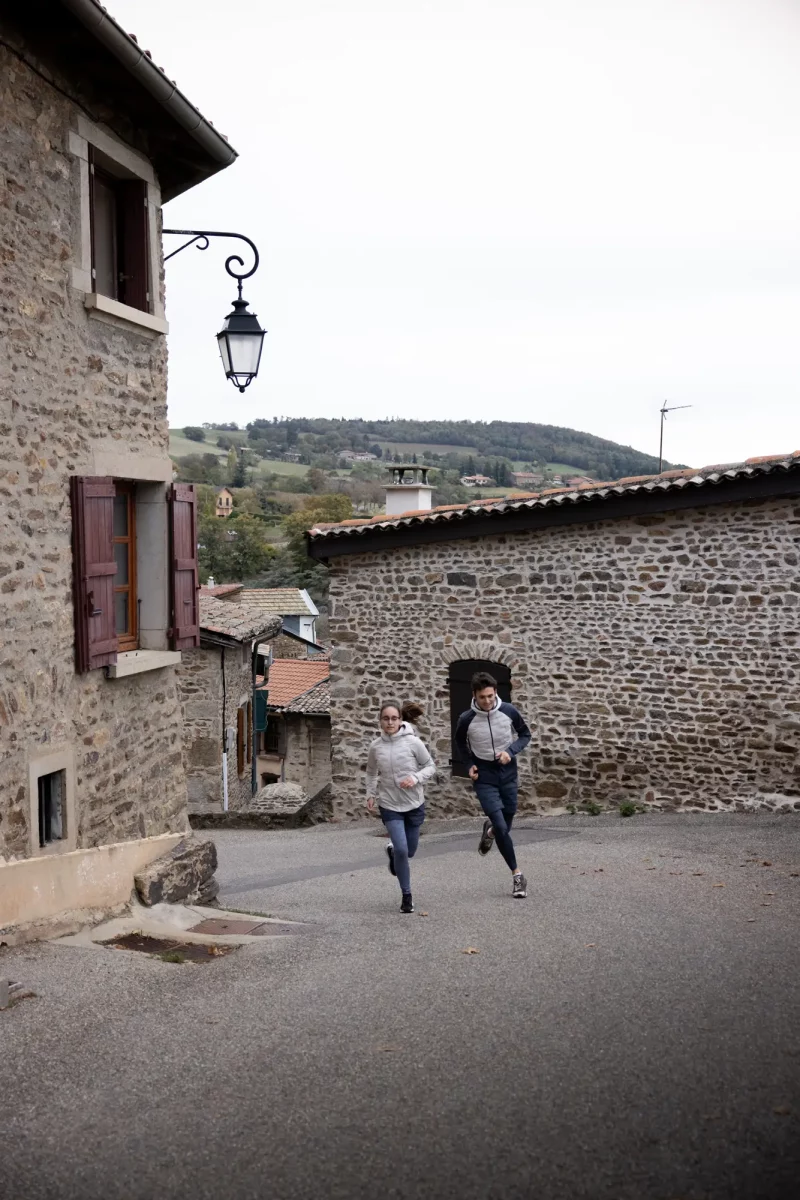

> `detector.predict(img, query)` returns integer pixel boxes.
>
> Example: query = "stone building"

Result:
[238,587,319,643]
[214,487,234,518]
[308,454,800,819]
[256,659,331,795]
[0,1,236,940]
[179,598,281,814]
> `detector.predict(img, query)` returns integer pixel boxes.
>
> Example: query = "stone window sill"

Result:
[106,650,182,679]
[84,293,168,336]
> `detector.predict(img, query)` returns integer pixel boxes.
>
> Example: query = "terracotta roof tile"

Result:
[308,451,800,545]
[263,659,330,709]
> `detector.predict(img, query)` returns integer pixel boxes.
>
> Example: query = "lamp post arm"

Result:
[163,229,260,298]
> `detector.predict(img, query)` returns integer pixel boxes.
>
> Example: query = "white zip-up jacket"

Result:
[366,722,437,812]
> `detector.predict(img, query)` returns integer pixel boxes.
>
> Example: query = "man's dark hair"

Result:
[472,671,497,693]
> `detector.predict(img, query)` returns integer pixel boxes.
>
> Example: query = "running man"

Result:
[454,671,532,898]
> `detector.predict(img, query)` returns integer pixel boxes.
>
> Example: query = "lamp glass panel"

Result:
[226,331,263,376]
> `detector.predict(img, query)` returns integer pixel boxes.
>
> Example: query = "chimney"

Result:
[384,465,433,516]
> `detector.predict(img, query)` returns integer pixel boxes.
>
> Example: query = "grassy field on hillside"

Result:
[169,432,227,460]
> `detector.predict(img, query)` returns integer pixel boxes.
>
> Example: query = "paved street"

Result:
[2,812,800,1200]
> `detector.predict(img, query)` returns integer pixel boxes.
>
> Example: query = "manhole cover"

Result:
[101,933,236,964]
[190,918,265,936]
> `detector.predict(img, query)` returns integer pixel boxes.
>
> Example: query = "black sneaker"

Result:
[400,893,414,913]
[478,819,495,856]
[385,841,396,876]
[512,872,528,899]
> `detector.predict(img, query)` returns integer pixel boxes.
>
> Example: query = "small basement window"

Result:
[38,769,67,848]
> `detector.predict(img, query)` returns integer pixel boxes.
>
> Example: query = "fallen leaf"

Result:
[762,861,772,867]
[595,868,604,873]
[646,867,657,871]
[693,872,704,876]
[712,883,725,888]
[584,943,596,948]
[765,892,775,896]
[761,903,772,907]
[773,1106,791,1116]
[746,918,756,922]
[790,873,799,878]
[419,911,429,917]
[376,1044,399,1053]
[669,871,683,875]
[462,947,479,955]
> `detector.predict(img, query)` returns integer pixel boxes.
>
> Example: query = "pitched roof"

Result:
[199,597,282,644]
[238,588,318,617]
[307,451,800,554]
[200,583,243,598]
[278,679,330,715]
[262,659,330,709]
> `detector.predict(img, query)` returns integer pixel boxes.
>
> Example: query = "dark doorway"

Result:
[448,660,512,777]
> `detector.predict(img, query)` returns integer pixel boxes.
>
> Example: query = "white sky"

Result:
[110,0,800,468]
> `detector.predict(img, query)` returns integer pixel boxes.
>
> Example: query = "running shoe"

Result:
[400,893,414,914]
[512,872,528,899]
[478,819,495,856]
[385,841,396,876]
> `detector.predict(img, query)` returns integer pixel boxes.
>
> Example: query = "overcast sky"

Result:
[111,0,800,468]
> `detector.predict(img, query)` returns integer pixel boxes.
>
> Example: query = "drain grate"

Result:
[101,933,236,964]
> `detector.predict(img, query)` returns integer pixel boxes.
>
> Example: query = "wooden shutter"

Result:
[70,476,118,673]
[448,659,511,777]
[119,179,150,312]
[237,707,245,776]
[169,483,200,649]
[246,700,252,765]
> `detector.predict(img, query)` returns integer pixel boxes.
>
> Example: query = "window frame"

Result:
[113,481,138,652]
[88,146,151,314]
[28,748,77,858]
[68,116,168,335]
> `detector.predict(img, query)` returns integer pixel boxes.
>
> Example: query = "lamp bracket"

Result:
[163,229,259,298]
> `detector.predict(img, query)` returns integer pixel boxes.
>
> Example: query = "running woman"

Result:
[366,700,436,913]
[454,671,532,898]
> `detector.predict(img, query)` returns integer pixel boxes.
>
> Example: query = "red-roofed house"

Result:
[256,659,331,798]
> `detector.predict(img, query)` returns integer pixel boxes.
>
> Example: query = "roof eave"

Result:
[307,462,800,559]
[60,0,237,194]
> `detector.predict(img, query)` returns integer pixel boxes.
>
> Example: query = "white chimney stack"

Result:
[384,465,433,515]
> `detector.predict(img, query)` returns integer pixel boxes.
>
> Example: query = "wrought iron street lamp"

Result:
[163,230,266,392]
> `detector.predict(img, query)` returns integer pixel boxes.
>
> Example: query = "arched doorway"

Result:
[448,659,512,777]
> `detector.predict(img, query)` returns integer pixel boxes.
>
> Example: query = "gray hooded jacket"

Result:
[366,722,436,812]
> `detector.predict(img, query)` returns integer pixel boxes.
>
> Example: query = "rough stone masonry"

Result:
[0,40,184,860]
[324,496,800,818]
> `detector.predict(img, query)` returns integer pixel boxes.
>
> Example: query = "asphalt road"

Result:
[2,812,799,1200]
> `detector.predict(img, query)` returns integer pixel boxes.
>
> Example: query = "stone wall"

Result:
[0,44,186,860]
[326,496,800,818]
[179,643,254,814]
[283,714,331,798]
[254,714,331,797]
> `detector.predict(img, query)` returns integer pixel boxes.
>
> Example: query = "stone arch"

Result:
[438,641,522,672]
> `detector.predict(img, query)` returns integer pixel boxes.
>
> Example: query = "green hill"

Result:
[240,417,673,479]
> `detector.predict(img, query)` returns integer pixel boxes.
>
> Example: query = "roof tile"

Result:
[263,659,330,709]
[309,451,800,543]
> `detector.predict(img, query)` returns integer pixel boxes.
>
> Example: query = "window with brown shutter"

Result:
[237,706,245,776]
[246,700,252,766]
[89,146,150,313]
[70,477,118,673]
[169,483,200,650]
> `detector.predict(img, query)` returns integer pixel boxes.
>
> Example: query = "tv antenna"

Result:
[658,401,692,473]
